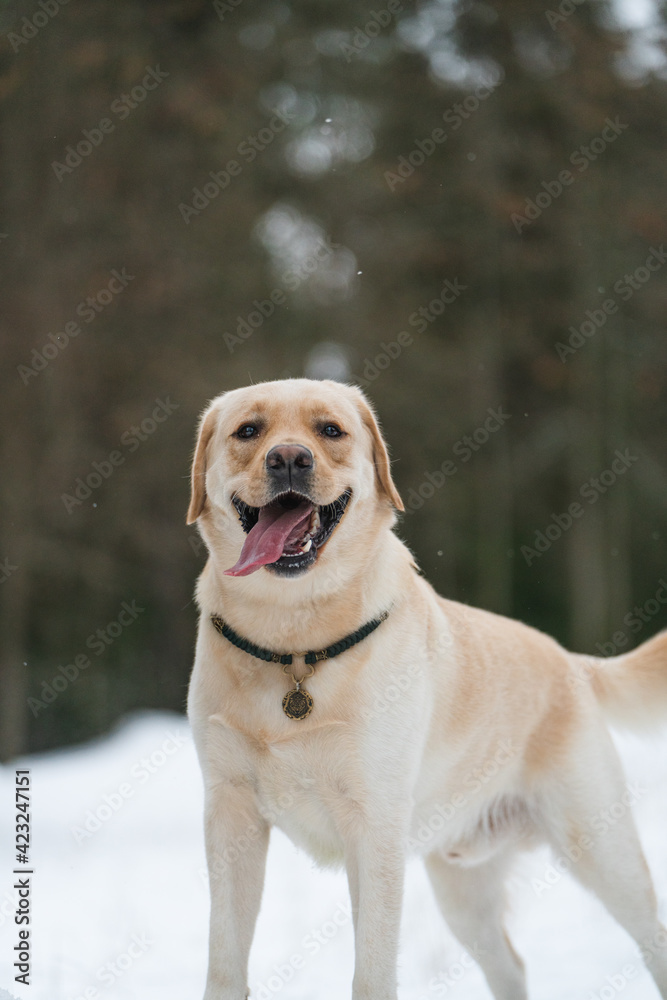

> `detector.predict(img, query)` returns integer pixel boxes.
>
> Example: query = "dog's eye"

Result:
[236,424,258,439]
[322,423,344,438]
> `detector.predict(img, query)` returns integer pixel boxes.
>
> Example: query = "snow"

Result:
[1,711,666,1000]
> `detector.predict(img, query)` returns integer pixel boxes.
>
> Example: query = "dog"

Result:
[186,377,667,1000]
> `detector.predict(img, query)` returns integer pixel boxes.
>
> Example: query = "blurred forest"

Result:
[0,0,666,758]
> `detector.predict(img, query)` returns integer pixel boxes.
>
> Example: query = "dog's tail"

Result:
[575,629,667,732]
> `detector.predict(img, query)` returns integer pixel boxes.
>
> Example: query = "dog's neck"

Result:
[196,528,410,653]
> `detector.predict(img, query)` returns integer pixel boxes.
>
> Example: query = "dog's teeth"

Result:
[309,510,321,533]
[301,538,312,552]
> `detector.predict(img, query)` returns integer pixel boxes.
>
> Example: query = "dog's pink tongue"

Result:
[224,502,313,577]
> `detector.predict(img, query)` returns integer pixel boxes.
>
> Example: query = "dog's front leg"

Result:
[345,829,406,1000]
[202,781,270,1000]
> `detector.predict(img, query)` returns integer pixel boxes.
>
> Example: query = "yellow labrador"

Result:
[186,378,667,1000]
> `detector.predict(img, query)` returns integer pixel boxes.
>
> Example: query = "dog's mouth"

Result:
[224,489,352,578]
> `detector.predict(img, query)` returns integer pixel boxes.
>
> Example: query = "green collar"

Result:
[210,610,389,666]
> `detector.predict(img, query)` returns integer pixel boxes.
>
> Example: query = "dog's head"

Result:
[187,379,403,580]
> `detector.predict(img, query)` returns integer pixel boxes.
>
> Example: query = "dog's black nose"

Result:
[266,444,313,484]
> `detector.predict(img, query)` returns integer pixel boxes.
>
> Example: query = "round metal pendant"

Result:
[282,687,313,720]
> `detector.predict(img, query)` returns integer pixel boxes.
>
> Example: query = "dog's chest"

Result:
[241,727,362,866]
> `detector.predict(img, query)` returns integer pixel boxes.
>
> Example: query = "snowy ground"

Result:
[1,711,666,1000]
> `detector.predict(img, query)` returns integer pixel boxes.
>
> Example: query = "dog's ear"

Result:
[186,405,219,524]
[355,394,404,512]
